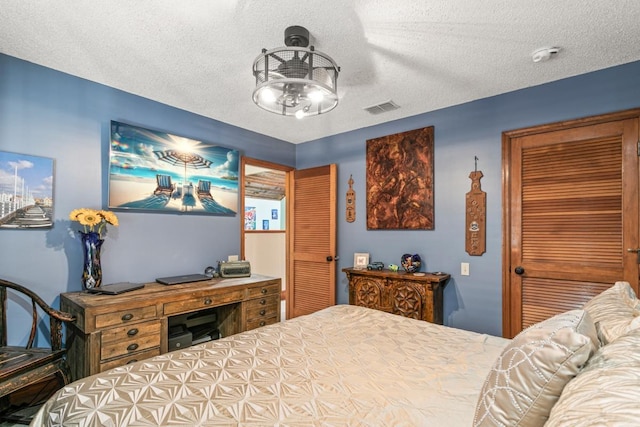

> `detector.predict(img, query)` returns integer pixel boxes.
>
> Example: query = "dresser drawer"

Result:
[246,282,280,299]
[95,305,157,329]
[164,290,244,316]
[245,316,278,331]
[245,295,279,318]
[99,347,161,373]
[101,320,161,346]
[101,333,161,361]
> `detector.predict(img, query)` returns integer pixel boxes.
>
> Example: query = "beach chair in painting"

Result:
[197,180,212,199]
[154,174,174,196]
[196,180,234,214]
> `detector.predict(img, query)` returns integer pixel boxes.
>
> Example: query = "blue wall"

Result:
[0,54,294,345]
[297,60,640,336]
[2,51,640,344]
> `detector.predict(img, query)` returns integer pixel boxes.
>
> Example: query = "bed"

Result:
[31,282,640,426]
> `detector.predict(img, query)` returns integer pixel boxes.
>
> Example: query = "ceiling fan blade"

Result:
[269,53,286,63]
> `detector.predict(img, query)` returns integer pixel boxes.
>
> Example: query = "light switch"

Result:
[461,262,470,276]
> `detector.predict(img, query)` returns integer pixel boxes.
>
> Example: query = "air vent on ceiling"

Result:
[363,100,400,115]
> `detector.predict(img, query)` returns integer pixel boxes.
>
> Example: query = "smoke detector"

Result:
[531,47,560,63]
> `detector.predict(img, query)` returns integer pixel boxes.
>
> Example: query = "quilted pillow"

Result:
[545,327,640,426]
[473,310,598,427]
[582,281,640,345]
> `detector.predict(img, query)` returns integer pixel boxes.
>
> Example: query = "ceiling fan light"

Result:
[308,90,324,103]
[259,87,277,104]
[252,26,340,118]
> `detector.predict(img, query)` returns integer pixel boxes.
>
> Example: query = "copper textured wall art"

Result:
[366,126,434,230]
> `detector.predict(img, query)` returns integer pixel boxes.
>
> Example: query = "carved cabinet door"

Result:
[390,282,424,320]
[353,277,383,309]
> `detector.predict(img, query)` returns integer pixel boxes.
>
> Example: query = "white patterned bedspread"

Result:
[31,305,509,426]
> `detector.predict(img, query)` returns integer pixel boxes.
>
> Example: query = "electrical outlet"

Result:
[461,262,470,276]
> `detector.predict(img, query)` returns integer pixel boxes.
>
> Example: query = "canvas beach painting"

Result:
[0,151,54,229]
[109,121,239,215]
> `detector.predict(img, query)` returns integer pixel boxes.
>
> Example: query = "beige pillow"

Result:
[473,310,598,427]
[582,281,640,345]
[545,328,640,426]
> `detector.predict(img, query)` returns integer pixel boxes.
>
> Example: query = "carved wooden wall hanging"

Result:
[465,157,486,256]
[366,126,434,230]
[346,174,355,222]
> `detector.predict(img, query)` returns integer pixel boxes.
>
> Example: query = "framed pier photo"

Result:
[0,150,54,229]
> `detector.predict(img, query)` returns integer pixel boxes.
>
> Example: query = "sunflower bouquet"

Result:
[69,208,119,238]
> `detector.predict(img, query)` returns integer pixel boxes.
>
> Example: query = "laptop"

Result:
[87,282,145,295]
[156,273,211,286]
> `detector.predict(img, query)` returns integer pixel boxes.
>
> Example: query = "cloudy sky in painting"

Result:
[0,151,54,199]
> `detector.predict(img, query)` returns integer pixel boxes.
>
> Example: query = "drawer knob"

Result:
[261,288,267,294]
[127,343,139,352]
[122,313,134,322]
[260,309,266,316]
[204,298,212,305]
[260,321,266,326]
[260,299,266,305]
[127,328,139,336]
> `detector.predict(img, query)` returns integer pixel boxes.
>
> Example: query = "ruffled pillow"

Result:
[473,310,598,427]
[582,281,640,345]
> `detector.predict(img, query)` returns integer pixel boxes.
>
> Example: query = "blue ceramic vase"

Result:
[80,231,104,289]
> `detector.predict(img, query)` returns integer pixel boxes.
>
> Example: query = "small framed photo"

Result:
[353,252,370,269]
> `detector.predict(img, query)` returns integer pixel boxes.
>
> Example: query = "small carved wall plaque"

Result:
[465,168,486,256]
[346,174,356,222]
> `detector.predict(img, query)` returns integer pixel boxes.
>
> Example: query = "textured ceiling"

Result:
[2,1,640,144]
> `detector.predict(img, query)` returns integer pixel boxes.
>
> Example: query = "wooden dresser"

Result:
[61,274,280,381]
[343,268,450,324]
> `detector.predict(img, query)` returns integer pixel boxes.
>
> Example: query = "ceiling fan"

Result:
[252,26,340,118]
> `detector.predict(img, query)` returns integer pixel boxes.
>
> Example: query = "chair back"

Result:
[157,174,172,189]
[198,180,210,193]
[0,279,75,351]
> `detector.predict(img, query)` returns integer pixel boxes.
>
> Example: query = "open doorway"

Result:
[240,157,293,320]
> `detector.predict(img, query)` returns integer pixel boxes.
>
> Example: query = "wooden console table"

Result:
[61,274,280,381]
[343,268,449,324]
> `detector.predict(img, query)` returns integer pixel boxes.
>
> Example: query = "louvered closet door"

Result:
[503,112,640,338]
[288,164,337,318]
